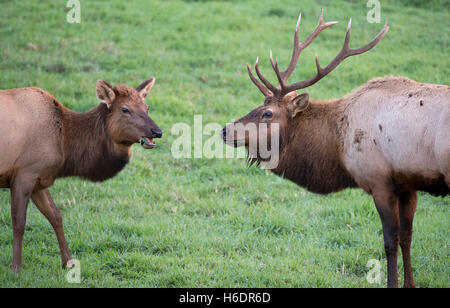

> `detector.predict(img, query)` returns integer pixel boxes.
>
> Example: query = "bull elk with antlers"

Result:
[222,10,450,288]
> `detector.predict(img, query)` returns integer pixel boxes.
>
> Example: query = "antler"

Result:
[247,9,389,98]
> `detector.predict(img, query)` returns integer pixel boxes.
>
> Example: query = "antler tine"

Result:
[280,9,339,82]
[283,21,389,94]
[343,18,352,51]
[270,50,286,89]
[254,56,279,94]
[347,20,389,55]
[247,60,273,97]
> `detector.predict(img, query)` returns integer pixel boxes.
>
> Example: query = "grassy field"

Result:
[0,0,449,287]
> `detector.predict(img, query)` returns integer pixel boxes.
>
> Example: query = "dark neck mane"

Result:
[272,101,356,194]
[57,104,130,182]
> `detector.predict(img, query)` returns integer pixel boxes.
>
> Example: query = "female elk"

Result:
[0,78,162,271]
[222,10,450,288]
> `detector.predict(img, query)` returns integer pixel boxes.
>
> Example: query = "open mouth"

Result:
[140,137,156,149]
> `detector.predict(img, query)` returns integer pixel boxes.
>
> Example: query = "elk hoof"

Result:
[11,264,22,273]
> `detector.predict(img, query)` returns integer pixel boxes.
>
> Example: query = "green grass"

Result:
[0,0,449,287]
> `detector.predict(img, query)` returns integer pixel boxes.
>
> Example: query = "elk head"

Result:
[222,9,388,162]
[96,78,162,149]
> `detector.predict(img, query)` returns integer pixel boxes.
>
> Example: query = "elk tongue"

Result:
[140,137,156,149]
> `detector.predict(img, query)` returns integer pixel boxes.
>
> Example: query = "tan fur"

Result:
[0,87,63,189]
[342,77,450,195]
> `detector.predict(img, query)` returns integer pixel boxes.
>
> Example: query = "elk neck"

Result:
[273,99,357,194]
[57,103,131,182]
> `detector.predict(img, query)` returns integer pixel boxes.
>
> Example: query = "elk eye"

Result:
[121,108,130,114]
[262,110,273,118]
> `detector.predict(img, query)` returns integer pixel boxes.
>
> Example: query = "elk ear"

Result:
[96,80,116,109]
[136,78,155,99]
[288,93,309,118]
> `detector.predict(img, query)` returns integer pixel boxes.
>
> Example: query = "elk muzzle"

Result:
[140,127,162,149]
[221,124,250,148]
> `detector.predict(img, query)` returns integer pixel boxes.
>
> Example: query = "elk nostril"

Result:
[151,128,162,138]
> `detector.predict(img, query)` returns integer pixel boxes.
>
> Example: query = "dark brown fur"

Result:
[272,102,357,194]
[57,103,130,182]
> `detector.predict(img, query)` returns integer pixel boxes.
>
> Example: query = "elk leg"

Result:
[31,188,72,267]
[372,188,400,288]
[10,174,37,272]
[398,191,417,288]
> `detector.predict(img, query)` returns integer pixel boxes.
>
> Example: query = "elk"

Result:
[222,10,450,288]
[0,78,162,272]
